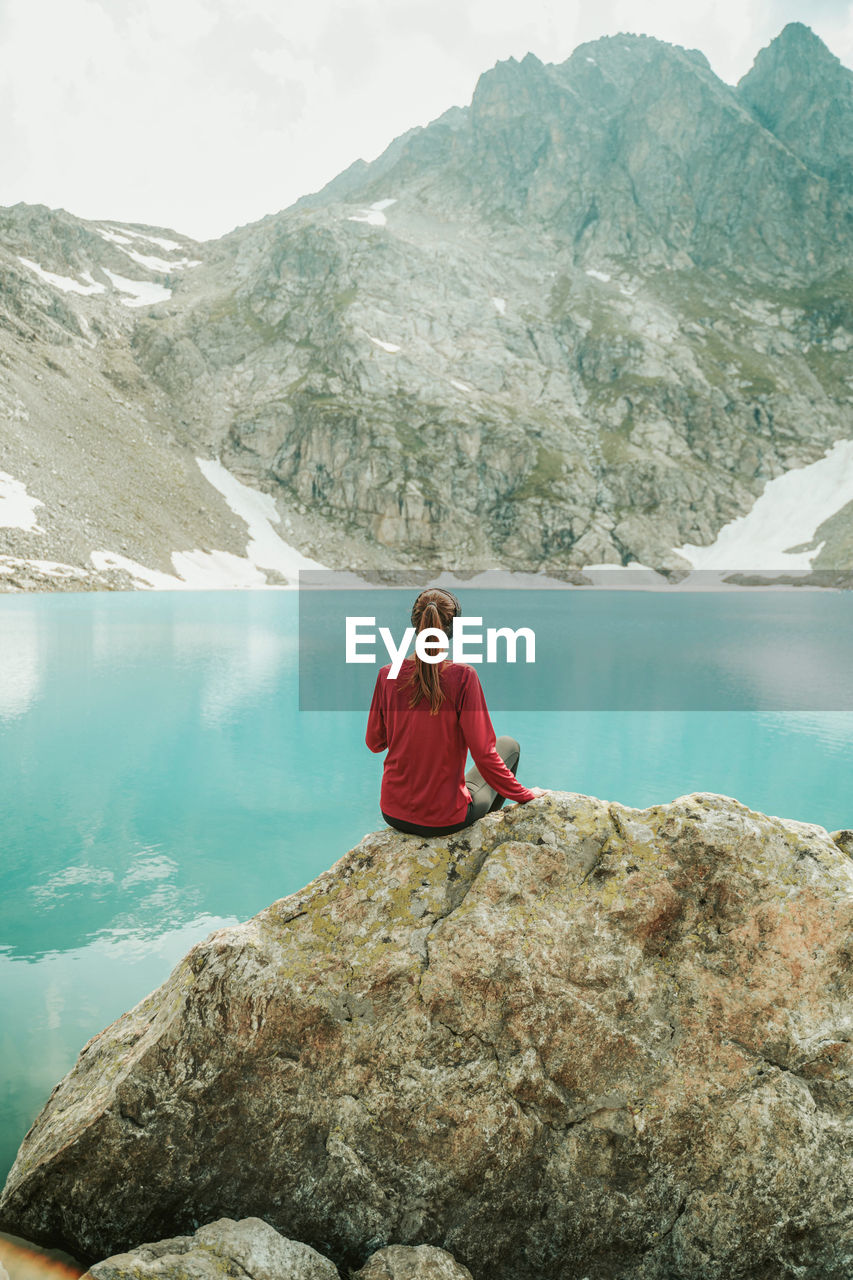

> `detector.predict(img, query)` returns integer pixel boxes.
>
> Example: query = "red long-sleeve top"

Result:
[366,658,535,827]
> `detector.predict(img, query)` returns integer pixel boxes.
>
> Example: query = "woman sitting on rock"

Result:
[366,586,546,836]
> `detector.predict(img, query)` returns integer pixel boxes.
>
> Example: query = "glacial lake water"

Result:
[2,588,853,1184]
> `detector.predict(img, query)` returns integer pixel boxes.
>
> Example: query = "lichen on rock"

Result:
[1,792,851,1280]
[352,1244,473,1279]
[84,1218,338,1280]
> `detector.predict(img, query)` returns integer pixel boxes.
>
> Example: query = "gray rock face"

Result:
[1,792,851,1279]
[2,26,853,585]
[353,1245,472,1279]
[124,26,853,574]
[85,1218,338,1280]
[738,23,853,194]
[0,206,260,590]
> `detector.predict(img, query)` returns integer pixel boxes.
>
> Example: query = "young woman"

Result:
[365,587,546,836]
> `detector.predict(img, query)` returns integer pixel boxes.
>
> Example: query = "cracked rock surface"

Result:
[1,792,852,1279]
[84,1218,338,1280]
[352,1245,473,1279]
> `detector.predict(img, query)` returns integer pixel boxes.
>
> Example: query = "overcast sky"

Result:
[1,0,851,241]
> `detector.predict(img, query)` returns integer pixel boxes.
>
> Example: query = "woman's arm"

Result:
[365,670,388,753]
[458,669,535,803]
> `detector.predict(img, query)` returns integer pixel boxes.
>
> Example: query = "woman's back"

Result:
[367,656,533,828]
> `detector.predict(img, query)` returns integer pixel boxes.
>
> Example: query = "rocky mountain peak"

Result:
[767,20,838,59]
[485,49,546,80]
[469,49,557,120]
[2,26,853,588]
[737,22,853,185]
[739,21,848,98]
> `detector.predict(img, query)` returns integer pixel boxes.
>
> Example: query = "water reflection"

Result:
[756,711,853,754]
[0,594,324,961]
[198,626,295,728]
[0,611,40,721]
[30,863,117,907]
[0,914,236,1184]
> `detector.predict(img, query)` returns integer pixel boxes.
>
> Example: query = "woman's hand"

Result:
[514,787,549,803]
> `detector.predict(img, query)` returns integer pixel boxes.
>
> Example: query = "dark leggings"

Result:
[382,736,522,838]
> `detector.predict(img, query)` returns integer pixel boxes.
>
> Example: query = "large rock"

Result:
[84,1218,338,1280]
[1,792,852,1279]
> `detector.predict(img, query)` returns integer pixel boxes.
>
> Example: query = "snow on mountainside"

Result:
[1,24,853,590]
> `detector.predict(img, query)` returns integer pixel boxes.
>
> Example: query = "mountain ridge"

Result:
[2,24,853,589]
[299,24,852,276]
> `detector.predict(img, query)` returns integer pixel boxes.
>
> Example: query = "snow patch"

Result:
[370,336,401,353]
[586,269,611,283]
[18,257,106,296]
[196,457,327,582]
[348,198,397,227]
[90,463,326,590]
[90,548,271,591]
[102,226,184,252]
[492,296,507,315]
[170,549,268,589]
[101,228,200,270]
[133,232,183,251]
[89,551,181,589]
[122,229,183,251]
[102,269,172,307]
[0,471,44,531]
[122,248,201,272]
[674,438,853,571]
[98,228,134,247]
[0,556,86,578]
[131,231,180,250]
[349,210,387,227]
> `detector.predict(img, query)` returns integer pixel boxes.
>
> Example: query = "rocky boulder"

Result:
[352,1245,472,1279]
[84,1218,337,1280]
[1,792,852,1279]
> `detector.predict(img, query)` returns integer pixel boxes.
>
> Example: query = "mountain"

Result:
[1,25,852,589]
[738,22,853,194]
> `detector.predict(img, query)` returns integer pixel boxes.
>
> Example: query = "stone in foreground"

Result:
[353,1244,472,1278]
[84,1218,337,1280]
[2,792,852,1279]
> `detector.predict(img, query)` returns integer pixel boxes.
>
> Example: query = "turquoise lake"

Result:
[2,589,853,1184]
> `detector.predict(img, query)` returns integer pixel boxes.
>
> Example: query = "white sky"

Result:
[1,0,851,242]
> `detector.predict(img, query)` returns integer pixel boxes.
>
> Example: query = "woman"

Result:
[365,587,546,836]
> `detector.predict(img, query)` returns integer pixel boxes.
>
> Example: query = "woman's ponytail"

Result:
[405,589,459,714]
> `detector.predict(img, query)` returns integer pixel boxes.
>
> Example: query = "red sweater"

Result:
[366,659,535,827]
